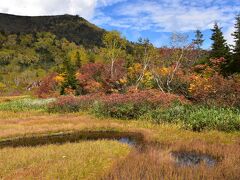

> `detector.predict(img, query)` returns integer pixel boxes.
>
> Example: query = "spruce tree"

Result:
[60,57,78,95]
[192,29,204,49]
[231,14,240,72]
[75,51,82,68]
[210,23,230,59]
[88,52,96,63]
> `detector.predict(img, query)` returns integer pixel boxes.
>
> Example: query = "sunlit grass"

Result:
[0,98,55,112]
[0,140,130,179]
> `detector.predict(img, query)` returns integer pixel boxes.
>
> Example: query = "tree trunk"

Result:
[111,59,114,79]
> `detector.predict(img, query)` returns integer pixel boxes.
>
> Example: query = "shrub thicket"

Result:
[48,91,240,132]
[48,90,187,115]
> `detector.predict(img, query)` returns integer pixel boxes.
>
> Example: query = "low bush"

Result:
[189,71,240,108]
[35,73,59,98]
[91,90,187,119]
[93,102,153,119]
[48,90,187,116]
[48,95,100,113]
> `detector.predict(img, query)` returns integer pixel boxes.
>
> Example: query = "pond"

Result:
[0,131,143,148]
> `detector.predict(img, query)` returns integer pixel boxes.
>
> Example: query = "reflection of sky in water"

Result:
[118,137,135,146]
[172,152,217,167]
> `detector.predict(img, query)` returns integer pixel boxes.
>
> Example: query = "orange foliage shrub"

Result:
[189,74,240,107]
[189,57,240,107]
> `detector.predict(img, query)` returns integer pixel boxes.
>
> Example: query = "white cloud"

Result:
[0,0,98,19]
[90,0,239,38]
[97,0,126,7]
[108,0,239,32]
[0,0,124,19]
[224,26,235,46]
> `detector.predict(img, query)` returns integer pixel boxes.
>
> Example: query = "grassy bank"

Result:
[0,141,130,179]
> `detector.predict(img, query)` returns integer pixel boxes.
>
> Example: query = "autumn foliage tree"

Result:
[151,33,191,93]
[133,38,156,90]
[102,31,127,79]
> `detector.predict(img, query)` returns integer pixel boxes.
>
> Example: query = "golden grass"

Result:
[0,140,130,180]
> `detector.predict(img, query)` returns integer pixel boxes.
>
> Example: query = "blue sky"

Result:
[93,0,240,49]
[1,0,240,49]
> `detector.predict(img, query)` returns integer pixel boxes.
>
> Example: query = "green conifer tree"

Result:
[210,23,230,59]
[231,14,240,73]
[60,57,78,95]
[210,23,231,73]
[75,51,82,68]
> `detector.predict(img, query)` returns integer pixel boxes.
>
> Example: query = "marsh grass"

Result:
[0,141,130,179]
[103,142,240,179]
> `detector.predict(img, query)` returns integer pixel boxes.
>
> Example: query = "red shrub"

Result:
[49,90,188,113]
[100,90,187,107]
[35,73,59,98]
[77,63,104,94]
[77,61,127,94]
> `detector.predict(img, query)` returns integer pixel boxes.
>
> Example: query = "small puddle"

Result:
[0,131,143,149]
[171,151,217,167]
[118,137,136,146]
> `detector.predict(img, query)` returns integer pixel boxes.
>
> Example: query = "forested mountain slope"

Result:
[0,13,105,47]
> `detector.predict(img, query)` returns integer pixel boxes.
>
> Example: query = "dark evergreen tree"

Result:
[210,23,231,73]
[192,29,204,49]
[88,51,96,63]
[75,51,82,68]
[231,14,240,73]
[210,23,230,58]
[60,57,79,95]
